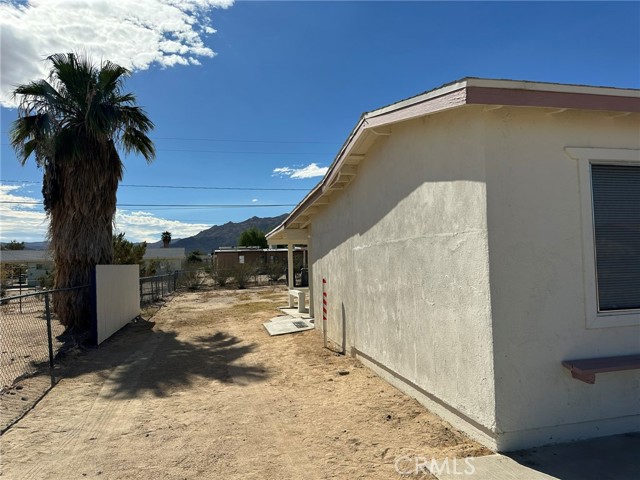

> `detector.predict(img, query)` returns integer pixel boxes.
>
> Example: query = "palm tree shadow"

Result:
[56,319,269,399]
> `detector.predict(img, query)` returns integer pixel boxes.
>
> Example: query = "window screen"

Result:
[591,164,640,311]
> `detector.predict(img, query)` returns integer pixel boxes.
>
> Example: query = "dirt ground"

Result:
[0,286,490,479]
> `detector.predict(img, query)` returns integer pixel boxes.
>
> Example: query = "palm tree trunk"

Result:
[50,143,121,332]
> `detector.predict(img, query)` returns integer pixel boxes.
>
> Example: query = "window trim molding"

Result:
[565,147,640,329]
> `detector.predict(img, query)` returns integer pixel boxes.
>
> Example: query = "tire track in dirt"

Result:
[14,332,164,480]
[226,363,317,480]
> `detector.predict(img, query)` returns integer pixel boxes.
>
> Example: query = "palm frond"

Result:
[97,61,130,95]
[10,113,54,165]
[122,127,156,163]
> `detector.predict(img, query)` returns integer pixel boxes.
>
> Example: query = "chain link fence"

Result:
[139,269,209,304]
[140,272,177,304]
[1,270,205,432]
[0,286,88,431]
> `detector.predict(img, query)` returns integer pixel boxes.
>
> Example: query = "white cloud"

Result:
[0,185,48,241]
[0,185,210,243]
[272,163,328,179]
[0,0,233,107]
[115,210,210,243]
[252,198,258,203]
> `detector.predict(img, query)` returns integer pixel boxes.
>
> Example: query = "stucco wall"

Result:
[310,108,498,446]
[94,265,140,345]
[483,108,640,450]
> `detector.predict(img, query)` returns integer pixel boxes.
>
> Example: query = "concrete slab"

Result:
[435,455,556,480]
[263,318,314,336]
[435,433,640,480]
[508,433,640,480]
[278,307,314,321]
[269,315,296,323]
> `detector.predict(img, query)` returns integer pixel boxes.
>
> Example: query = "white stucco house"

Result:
[143,247,185,273]
[267,78,640,451]
[0,250,54,286]
[0,247,185,285]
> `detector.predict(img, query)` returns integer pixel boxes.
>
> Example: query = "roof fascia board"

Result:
[366,79,468,118]
[324,88,467,187]
[466,78,640,98]
[267,78,640,239]
[363,88,467,129]
[466,86,640,113]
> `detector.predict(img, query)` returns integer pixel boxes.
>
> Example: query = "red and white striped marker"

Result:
[322,278,328,348]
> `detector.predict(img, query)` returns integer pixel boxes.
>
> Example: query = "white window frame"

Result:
[565,147,640,329]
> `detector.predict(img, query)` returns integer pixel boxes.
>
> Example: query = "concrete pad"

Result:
[269,315,296,323]
[435,455,557,480]
[508,433,640,480]
[263,319,314,336]
[278,307,313,320]
[435,433,640,480]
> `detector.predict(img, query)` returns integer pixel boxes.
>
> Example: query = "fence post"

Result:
[161,275,165,297]
[44,292,56,387]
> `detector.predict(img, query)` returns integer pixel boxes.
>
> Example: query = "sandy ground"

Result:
[1,286,489,479]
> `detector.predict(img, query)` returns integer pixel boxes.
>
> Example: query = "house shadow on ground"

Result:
[505,433,640,480]
[54,317,269,399]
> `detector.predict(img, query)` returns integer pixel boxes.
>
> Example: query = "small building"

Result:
[143,247,185,273]
[0,250,53,286]
[0,247,186,285]
[267,78,640,451]
[213,246,305,271]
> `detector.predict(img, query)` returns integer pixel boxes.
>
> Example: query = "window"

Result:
[591,164,640,312]
[239,255,245,264]
[566,147,640,328]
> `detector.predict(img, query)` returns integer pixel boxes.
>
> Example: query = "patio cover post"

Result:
[288,243,294,307]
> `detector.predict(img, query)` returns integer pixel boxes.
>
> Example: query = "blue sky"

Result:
[1,1,639,242]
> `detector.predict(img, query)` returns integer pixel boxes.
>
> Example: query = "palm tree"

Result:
[10,53,155,334]
[161,231,172,248]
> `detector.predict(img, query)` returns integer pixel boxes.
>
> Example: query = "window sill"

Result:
[562,354,640,384]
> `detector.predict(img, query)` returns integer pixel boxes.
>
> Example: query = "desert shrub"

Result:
[211,264,231,287]
[37,270,55,289]
[230,262,255,289]
[264,260,286,282]
[178,268,206,290]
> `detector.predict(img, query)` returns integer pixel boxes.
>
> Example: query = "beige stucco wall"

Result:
[483,108,640,450]
[310,108,498,447]
[308,105,640,451]
[94,264,140,345]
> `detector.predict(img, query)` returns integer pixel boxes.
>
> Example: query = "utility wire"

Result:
[0,179,309,191]
[0,133,338,145]
[1,201,296,208]
[153,136,337,145]
[155,148,331,155]
[0,145,330,155]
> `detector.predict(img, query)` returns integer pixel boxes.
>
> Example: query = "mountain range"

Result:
[146,214,287,253]
[12,214,288,253]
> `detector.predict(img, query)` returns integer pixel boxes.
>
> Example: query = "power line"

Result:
[1,201,296,208]
[153,136,337,145]
[155,148,331,155]
[0,179,309,192]
[1,132,339,145]
[0,144,331,156]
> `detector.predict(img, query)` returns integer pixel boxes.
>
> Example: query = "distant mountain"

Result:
[4,241,50,250]
[156,214,287,253]
[6,214,288,253]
